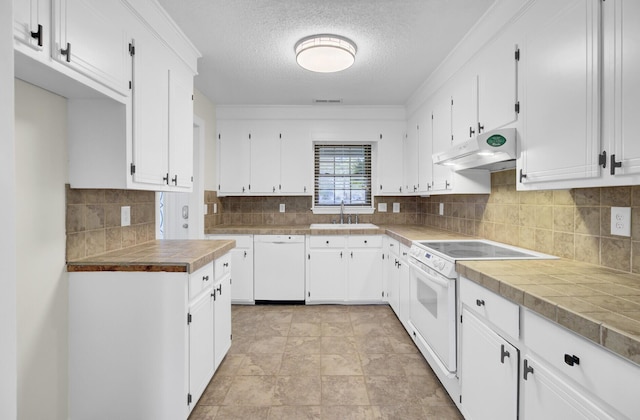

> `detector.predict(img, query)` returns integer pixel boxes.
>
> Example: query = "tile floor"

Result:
[189,304,463,420]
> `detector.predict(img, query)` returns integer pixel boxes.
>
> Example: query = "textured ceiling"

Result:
[157,0,495,106]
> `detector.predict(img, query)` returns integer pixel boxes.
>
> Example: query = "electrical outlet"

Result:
[393,203,400,213]
[213,203,218,214]
[611,207,631,237]
[378,203,387,212]
[279,203,285,213]
[121,206,131,227]
[204,204,208,214]
[439,203,444,216]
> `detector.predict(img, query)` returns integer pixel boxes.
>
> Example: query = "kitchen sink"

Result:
[309,223,379,230]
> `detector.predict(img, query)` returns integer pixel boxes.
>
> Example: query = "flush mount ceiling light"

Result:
[295,34,357,73]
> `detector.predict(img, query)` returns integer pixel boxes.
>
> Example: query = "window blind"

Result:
[314,144,372,207]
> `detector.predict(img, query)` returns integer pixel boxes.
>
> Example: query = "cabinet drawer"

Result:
[399,244,410,261]
[387,237,400,257]
[214,253,231,281]
[189,262,214,300]
[524,310,640,420]
[347,235,383,248]
[308,236,346,248]
[460,276,519,339]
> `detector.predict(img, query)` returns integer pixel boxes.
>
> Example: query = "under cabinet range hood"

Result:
[432,128,516,172]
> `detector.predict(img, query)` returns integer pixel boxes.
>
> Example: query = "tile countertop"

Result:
[457,259,640,365]
[66,240,236,273]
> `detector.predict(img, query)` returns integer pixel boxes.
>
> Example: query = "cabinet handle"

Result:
[223,262,229,267]
[610,154,622,175]
[519,169,527,183]
[203,275,209,281]
[402,252,407,256]
[445,180,450,189]
[211,290,216,300]
[163,173,169,185]
[500,344,510,364]
[60,42,71,62]
[350,251,353,258]
[273,186,276,192]
[476,299,485,307]
[477,122,484,133]
[523,360,534,380]
[217,284,222,295]
[469,126,475,137]
[30,24,43,47]
[564,354,580,366]
[172,175,178,185]
[244,251,247,258]
[340,252,343,258]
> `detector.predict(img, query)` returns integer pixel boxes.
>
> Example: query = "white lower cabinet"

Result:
[208,235,254,303]
[69,256,232,420]
[306,235,383,304]
[397,245,410,331]
[385,238,400,315]
[460,308,519,420]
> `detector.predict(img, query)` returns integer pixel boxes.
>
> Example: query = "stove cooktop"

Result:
[415,240,539,259]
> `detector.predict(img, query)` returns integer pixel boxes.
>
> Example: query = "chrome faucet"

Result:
[340,200,345,224]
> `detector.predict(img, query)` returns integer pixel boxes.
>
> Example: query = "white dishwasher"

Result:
[253,235,305,302]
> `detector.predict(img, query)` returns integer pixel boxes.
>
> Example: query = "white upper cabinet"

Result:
[217,121,251,194]
[14,0,48,53]
[417,105,433,194]
[603,0,640,178]
[451,73,478,145]
[518,0,601,187]
[280,124,312,194]
[431,94,453,192]
[250,122,282,194]
[52,0,131,95]
[377,123,405,195]
[131,26,169,187]
[168,58,194,189]
[403,116,420,194]
[476,26,519,133]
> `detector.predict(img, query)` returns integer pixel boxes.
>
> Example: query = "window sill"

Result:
[311,206,375,215]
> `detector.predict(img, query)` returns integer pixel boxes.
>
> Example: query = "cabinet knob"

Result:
[30,24,43,47]
[476,299,485,307]
[326,240,329,244]
[364,240,368,244]
[223,262,229,267]
[203,275,209,281]
[244,251,247,258]
[564,354,580,366]
[60,42,71,62]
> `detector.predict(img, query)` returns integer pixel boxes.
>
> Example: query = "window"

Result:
[314,144,372,207]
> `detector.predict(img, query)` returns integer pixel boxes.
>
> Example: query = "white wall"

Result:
[194,89,217,191]
[0,1,16,418]
[14,79,68,420]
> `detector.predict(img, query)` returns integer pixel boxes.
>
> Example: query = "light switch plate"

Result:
[378,203,387,212]
[213,203,218,214]
[279,203,285,213]
[439,203,444,216]
[393,203,400,213]
[204,204,208,214]
[611,207,631,237]
[121,206,131,227]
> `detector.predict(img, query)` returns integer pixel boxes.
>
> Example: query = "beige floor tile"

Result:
[222,376,275,405]
[321,405,382,419]
[248,336,288,354]
[236,353,283,376]
[273,376,322,406]
[268,406,322,420]
[321,353,363,375]
[187,404,218,420]
[228,336,253,354]
[321,321,354,336]
[285,336,322,354]
[214,405,270,420]
[279,354,321,376]
[320,336,359,354]
[321,376,370,406]
[214,354,245,377]
[255,321,291,337]
[290,322,322,336]
[198,375,234,406]
[354,336,394,353]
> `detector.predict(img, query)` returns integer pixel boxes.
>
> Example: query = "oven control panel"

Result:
[409,245,456,278]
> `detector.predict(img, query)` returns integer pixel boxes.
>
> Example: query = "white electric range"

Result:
[406,239,556,393]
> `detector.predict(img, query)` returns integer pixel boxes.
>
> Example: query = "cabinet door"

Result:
[521,356,616,420]
[189,292,214,409]
[307,250,345,302]
[131,28,169,187]
[397,255,410,331]
[250,122,281,193]
[14,0,48,52]
[377,126,404,195]
[604,0,640,176]
[218,121,250,194]
[460,308,518,420]
[417,108,433,194]
[431,96,453,192]
[477,27,518,132]
[348,249,383,302]
[52,0,130,94]
[387,256,400,316]
[230,248,254,303]
[168,60,194,189]
[403,117,419,194]
[213,275,232,370]
[451,74,478,144]
[519,0,601,184]
[280,124,312,194]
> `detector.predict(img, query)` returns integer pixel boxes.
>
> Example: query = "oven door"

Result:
[409,258,457,372]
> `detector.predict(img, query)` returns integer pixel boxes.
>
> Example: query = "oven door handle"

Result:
[409,260,450,288]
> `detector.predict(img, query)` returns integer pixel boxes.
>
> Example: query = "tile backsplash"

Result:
[66,186,155,260]
[421,169,640,274]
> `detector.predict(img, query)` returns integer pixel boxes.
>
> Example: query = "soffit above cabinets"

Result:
[156,0,494,106]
